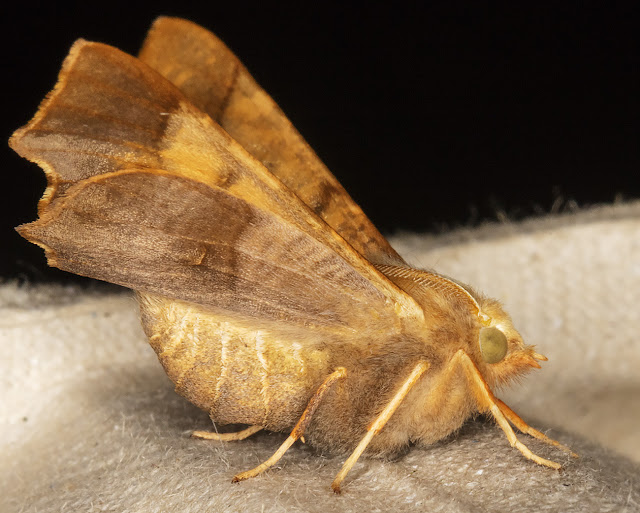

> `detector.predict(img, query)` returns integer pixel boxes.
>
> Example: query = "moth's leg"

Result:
[455,350,562,469]
[331,361,429,494]
[495,398,578,457]
[192,425,263,441]
[233,367,348,483]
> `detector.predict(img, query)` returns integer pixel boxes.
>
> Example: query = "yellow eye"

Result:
[479,327,508,364]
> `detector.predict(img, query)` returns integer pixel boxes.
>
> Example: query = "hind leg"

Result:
[233,367,348,482]
[192,424,263,441]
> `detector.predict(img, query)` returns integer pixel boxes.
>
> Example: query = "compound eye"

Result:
[479,326,508,364]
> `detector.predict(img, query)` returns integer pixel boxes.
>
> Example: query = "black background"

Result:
[2,2,638,282]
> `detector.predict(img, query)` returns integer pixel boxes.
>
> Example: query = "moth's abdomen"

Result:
[137,293,331,431]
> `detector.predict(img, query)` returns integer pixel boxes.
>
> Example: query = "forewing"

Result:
[138,16,404,265]
[12,40,424,336]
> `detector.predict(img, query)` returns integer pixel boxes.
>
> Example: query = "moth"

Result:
[11,17,575,493]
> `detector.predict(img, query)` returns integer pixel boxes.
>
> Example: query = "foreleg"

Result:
[495,398,577,457]
[455,350,565,469]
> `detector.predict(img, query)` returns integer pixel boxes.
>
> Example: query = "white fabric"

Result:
[2,203,639,512]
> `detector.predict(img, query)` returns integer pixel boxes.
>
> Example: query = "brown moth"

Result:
[10,17,575,492]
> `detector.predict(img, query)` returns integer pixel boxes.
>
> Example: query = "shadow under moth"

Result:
[10,17,576,493]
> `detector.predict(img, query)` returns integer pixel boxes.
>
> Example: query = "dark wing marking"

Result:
[138,17,405,265]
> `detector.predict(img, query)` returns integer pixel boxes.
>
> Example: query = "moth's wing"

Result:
[138,16,404,266]
[11,40,424,338]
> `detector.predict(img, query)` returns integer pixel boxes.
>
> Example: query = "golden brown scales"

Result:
[10,16,575,493]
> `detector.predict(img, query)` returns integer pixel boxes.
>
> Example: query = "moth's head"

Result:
[475,297,547,388]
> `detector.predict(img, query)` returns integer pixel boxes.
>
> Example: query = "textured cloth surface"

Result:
[2,203,640,512]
